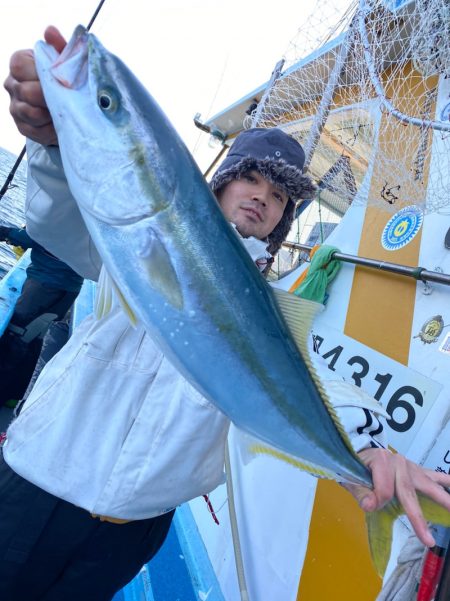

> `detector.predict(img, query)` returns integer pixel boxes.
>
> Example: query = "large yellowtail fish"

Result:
[34,26,450,574]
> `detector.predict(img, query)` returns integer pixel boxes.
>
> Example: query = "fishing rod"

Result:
[0,0,107,201]
[435,534,450,601]
[0,146,26,201]
[282,241,450,286]
[86,0,107,31]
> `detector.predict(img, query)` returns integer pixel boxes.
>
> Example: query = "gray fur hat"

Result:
[210,128,316,256]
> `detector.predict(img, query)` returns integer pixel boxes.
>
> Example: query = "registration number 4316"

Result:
[311,330,442,453]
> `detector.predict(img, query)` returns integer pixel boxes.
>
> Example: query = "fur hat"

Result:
[210,128,316,255]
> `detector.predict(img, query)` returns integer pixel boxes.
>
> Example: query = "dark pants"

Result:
[10,278,79,329]
[0,454,174,601]
[0,279,79,404]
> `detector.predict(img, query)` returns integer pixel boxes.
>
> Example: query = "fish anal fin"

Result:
[249,443,336,480]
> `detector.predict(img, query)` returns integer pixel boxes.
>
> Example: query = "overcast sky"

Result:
[0,0,319,169]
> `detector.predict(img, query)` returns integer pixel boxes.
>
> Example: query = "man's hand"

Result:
[3,26,66,146]
[343,448,450,548]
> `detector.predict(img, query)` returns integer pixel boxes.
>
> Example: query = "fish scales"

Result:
[34,25,368,485]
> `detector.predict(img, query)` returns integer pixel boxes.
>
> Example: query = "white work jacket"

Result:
[3,142,387,520]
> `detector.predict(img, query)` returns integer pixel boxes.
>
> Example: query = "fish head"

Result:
[34,25,178,226]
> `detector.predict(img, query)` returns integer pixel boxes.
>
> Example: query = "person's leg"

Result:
[0,453,61,596]
[0,454,175,601]
[8,279,64,329]
[0,281,77,404]
[0,279,62,403]
[39,510,175,601]
[17,321,70,414]
[40,288,79,323]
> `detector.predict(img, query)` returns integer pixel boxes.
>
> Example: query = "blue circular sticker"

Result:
[381,205,423,251]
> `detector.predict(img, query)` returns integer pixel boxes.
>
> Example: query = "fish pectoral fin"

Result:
[139,235,183,311]
[95,266,137,326]
[367,493,450,576]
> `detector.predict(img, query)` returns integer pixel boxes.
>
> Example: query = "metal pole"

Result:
[203,144,228,179]
[251,58,285,127]
[302,19,356,170]
[282,241,450,286]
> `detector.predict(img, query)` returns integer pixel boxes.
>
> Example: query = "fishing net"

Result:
[246,0,450,224]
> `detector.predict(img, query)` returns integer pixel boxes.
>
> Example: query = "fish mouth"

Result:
[50,25,89,89]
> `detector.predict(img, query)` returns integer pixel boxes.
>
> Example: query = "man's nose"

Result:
[251,184,270,206]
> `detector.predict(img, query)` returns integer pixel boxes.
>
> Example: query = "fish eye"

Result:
[97,88,119,113]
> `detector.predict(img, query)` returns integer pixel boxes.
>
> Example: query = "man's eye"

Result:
[244,174,256,182]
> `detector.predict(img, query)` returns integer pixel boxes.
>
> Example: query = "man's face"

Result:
[216,170,289,240]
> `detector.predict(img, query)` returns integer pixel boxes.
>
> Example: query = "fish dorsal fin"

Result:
[325,380,390,419]
[271,287,357,455]
[95,266,137,326]
[271,287,323,349]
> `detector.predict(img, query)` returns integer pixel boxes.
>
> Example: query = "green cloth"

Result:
[293,245,341,303]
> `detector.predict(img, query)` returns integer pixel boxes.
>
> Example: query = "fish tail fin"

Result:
[365,502,399,576]
[367,493,450,576]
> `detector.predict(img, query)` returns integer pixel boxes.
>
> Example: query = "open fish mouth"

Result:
[50,25,89,89]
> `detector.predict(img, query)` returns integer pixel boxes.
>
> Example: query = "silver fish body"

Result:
[34,26,371,487]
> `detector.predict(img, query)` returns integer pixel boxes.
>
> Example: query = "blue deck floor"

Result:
[113,504,225,601]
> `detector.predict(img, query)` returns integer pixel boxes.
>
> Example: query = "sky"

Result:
[0,0,318,170]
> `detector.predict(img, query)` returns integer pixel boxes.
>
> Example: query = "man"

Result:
[2,25,450,601]
[0,224,83,404]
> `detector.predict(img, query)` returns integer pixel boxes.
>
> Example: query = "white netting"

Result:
[246,0,450,218]
[412,0,450,78]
